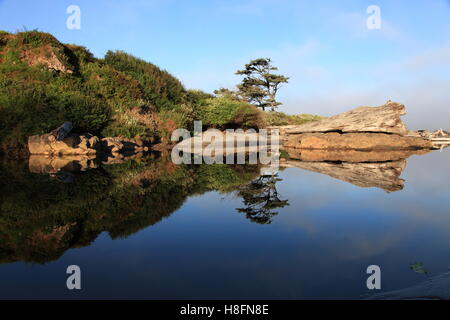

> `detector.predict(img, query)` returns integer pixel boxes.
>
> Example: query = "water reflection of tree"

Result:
[237,174,289,224]
[0,159,261,264]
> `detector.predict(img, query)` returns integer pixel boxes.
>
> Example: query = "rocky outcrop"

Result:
[100,137,148,154]
[20,44,74,73]
[28,123,149,156]
[285,101,408,135]
[407,129,450,150]
[284,132,433,150]
[277,101,433,151]
[27,123,154,177]
[28,133,99,155]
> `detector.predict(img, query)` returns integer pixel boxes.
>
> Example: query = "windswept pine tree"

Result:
[235,58,289,111]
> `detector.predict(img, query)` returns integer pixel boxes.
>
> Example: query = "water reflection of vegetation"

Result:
[0,158,261,264]
[237,175,289,224]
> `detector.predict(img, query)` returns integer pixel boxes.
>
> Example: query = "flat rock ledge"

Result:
[283,132,432,151]
[285,100,408,135]
[275,101,433,151]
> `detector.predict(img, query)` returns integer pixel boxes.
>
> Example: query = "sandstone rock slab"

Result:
[285,101,409,135]
[284,132,433,150]
[28,133,98,155]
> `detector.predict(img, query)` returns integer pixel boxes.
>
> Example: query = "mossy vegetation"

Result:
[103,50,186,111]
[0,30,322,157]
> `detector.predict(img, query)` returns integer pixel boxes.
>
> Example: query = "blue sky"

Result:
[1,0,450,129]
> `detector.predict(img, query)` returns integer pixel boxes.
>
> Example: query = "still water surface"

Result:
[0,149,449,299]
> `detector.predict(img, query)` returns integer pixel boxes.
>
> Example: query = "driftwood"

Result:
[49,122,73,141]
[285,101,408,135]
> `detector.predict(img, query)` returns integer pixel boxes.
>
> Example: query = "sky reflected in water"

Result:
[0,149,449,299]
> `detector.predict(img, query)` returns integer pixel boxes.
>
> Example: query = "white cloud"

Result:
[334,10,406,41]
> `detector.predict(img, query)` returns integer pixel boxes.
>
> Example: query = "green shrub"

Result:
[0,30,10,47]
[1,30,321,156]
[81,62,143,111]
[65,44,96,65]
[104,50,186,111]
[0,75,110,153]
[8,31,75,71]
[264,111,324,126]
[101,122,148,139]
[197,96,264,129]
[186,89,214,106]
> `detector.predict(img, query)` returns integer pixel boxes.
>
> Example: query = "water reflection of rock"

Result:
[281,148,432,192]
[284,148,431,163]
[28,152,157,176]
[29,155,98,174]
[283,160,406,192]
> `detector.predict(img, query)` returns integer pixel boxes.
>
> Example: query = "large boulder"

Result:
[28,133,99,155]
[101,137,124,154]
[27,123,150,156]
[285,101,408,135]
